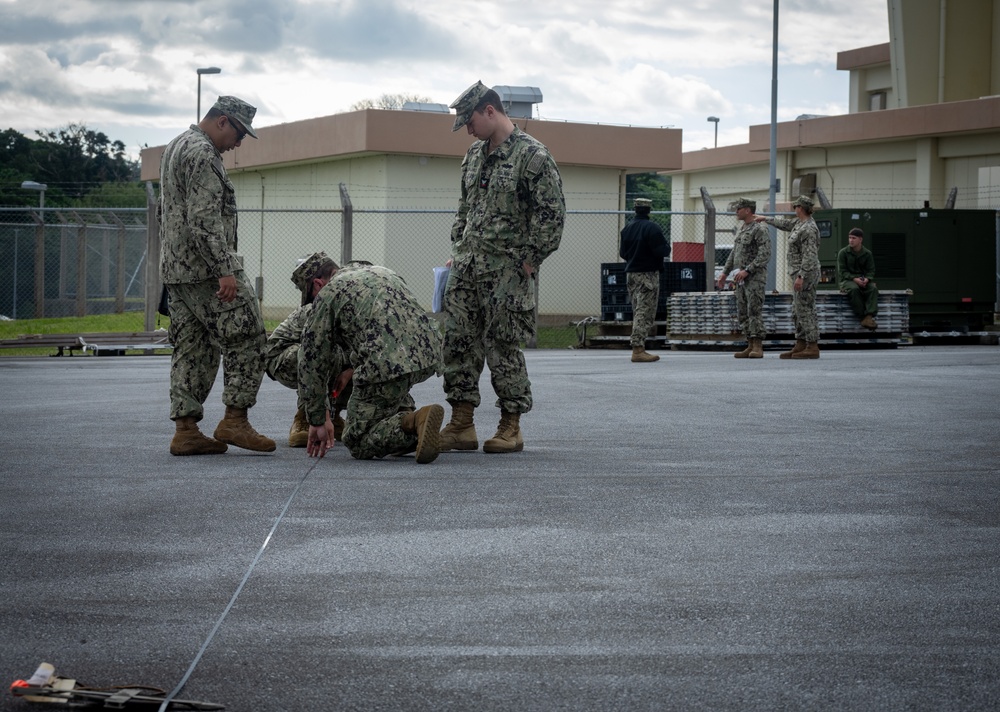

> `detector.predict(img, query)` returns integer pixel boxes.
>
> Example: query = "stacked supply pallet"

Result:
[667,290,910,347]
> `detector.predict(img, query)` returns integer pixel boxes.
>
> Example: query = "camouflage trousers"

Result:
[793,278,820,342]
[166,271,266,421]
[627,271,660,348]
[735,278,767,339]
[342,366,437,460]
[442,264,533,413]
[264,344,352,411]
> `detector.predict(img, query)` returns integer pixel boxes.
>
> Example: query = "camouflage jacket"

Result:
[158,125,242,284]
[724,220,771,280]
[450,126,565,274]
[771,216,821,281]
[298,263,442,426]
[264,303,312,362]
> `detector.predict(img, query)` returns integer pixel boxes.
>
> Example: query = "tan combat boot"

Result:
[861,315,878,330]
[748,338,764,359]
[483,411,524,454]
[631,346,660,363]
[214,406,276,452]
[400,404,445,464]
[288,406,309,448]
[733,340,753,358]
[439,401,478,452]
[779,339,807,360]
[170,417,228,456]
[791,341,820,359]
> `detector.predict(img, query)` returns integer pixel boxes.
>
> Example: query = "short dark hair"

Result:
[474,89,506,116]
[849,227,864,238]
[315,260,338,280]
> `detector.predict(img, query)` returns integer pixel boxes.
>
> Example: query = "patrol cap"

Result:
[212,95,259,139]
[791,194,814,209]
[634,198,653,209]
[734,197,756,211]
[450,81,491,132]
[291,251,338,305]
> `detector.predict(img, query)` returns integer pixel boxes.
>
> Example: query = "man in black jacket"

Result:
[619,198,670,362]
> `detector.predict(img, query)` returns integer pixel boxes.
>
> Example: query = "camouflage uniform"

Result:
[263,303,351,411]
[444,125,565,413]
[770,215,821,342]
[625,273,660,348]
[298,263,442,460]
[159,121,266,422]
[723,219,771,339]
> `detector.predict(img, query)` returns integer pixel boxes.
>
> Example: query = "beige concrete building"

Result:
[141,108,681,318]
[667,0,1000,285]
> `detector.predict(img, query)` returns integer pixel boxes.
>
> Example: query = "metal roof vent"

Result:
[402,102,450,113]
[493,85,543,119]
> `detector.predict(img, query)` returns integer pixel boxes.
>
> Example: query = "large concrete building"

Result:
[141,102,681,318]
[667,0,1000,284]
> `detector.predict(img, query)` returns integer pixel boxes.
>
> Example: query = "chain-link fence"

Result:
[0,207,149,320]
[0,200,790,325]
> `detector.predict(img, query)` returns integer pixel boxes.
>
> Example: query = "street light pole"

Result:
[707,116,720,148]
[21,180,47,221]
[196,67,222,122]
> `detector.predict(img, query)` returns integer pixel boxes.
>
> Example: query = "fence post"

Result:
[32,211,44,319]
[145,181,160,332]
[108,212,127,313]
[339,183,353,264]
[699,187,717,291]
[73,211,87,317]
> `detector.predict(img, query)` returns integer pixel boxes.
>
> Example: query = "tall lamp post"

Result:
[196,67,222,122]
[707,116,720,148]
[21,180,47,221]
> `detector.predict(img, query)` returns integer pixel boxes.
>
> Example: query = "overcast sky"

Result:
[0,0,890,161]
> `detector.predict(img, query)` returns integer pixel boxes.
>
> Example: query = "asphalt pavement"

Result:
[1,345,998,711]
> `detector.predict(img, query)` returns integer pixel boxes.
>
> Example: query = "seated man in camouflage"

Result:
[263,252,352,447]
[299,261,445,464]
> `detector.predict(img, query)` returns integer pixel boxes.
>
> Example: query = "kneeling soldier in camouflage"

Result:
[299,262,445,464]
[263,252,352,447]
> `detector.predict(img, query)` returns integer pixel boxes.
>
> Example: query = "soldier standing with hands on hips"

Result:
[437,81,566,454]
[159,95,275,455]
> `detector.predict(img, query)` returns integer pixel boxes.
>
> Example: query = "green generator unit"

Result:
[813,208,997,332]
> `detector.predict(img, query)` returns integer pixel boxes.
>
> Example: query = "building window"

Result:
[869,91,887,111]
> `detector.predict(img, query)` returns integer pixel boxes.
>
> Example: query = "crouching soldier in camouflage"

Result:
[263,252,353,447]
[299,262,446,464]
[717,197,770,358]
[159,95,275,455]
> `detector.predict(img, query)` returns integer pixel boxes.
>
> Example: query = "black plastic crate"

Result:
[601,262,627,288]
[662,262,707,295]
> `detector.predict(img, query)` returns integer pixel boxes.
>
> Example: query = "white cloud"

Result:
[0,0,891,159]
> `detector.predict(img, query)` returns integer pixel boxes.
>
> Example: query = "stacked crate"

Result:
[600,262,706,322]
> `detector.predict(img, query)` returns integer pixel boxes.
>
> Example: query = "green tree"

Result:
[626,172,672,233]
[626,172,671,210]
[0,124,140,208]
